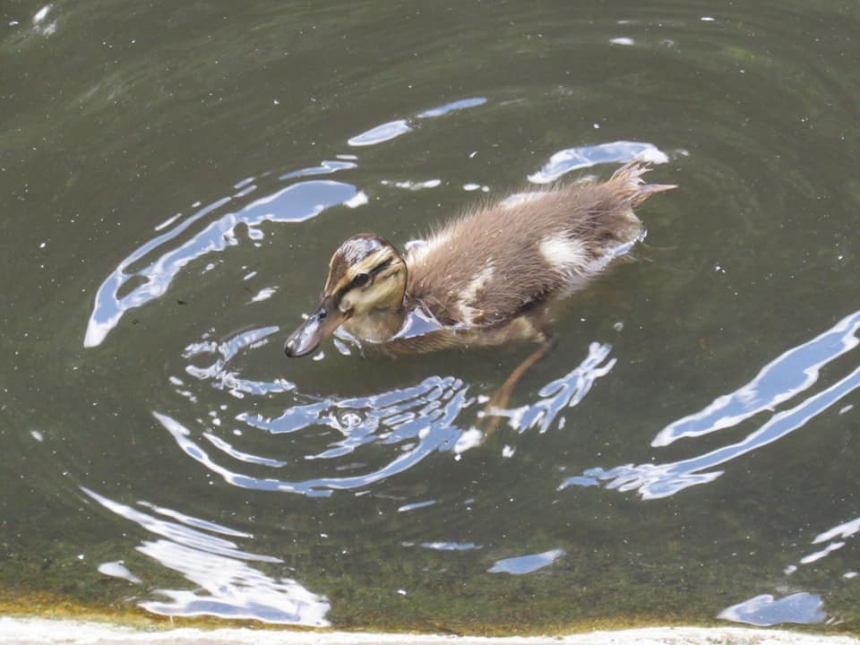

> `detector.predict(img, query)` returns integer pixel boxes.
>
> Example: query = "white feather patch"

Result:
[539,235,590,276]
[458,263,495,324]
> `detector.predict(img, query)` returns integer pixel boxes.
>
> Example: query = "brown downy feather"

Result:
[404,161,675,330]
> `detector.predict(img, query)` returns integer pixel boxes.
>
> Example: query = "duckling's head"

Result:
[284,234,407,357]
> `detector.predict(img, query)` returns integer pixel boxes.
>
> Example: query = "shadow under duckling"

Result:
[285,160,675,428]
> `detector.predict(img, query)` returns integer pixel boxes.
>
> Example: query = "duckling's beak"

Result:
[284,296,345,358]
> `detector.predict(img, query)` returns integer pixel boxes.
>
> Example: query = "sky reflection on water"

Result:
[563,310,860,500]
[81,487,331,626]
[159,328,618,499]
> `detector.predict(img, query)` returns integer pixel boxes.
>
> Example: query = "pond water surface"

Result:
[1,0,859,635]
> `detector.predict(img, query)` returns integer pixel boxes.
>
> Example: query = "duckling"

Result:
[285,161,675,414]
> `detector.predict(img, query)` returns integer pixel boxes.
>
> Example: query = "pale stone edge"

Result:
[1,618,859,645]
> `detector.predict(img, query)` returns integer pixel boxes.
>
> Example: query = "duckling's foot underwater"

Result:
[284,160,676,424]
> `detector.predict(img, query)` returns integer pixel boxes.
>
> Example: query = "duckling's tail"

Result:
[611,160,677,206]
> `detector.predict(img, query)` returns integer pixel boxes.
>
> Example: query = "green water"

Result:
[1,0,859,634]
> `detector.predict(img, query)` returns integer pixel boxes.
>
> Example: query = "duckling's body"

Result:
[285,161,675,361]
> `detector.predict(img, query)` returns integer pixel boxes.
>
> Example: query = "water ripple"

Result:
[718,592,826,627]
[84,177,359,348]
[167,322,616,498]
[487,548,566,575]
[81,487,330,626]
[653,310,860,447]
[528,141,671,184]
[489,341,616,434]
[563,310,860,499]
[348,96,488,147]
[154,374,470,497]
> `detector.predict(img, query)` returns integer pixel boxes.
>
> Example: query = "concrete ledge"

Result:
[1,618,858,645]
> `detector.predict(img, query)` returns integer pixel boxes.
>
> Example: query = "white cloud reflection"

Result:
[563,310,860,499]
[488,548,565,575]
[528,141,670,184]
[718,592,825,626]
[81,487,330,626]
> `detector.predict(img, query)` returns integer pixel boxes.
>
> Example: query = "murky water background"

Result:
[1,0,859,634]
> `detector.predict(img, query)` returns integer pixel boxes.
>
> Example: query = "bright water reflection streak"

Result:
[83,177,361,349]
[563,310,860,500]
[81,487,331,626]
[162,327,617,498]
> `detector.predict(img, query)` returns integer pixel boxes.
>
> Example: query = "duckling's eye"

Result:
[351,273,370,288]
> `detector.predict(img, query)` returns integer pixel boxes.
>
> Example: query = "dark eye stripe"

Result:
[370,258,392,275]
[334,257,395,300]
[349,258,392,289]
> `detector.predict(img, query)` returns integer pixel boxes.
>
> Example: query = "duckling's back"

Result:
[404,161,674,330]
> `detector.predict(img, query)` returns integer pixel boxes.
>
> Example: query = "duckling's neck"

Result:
[343,301,407,345]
